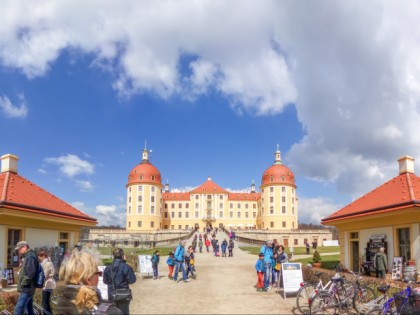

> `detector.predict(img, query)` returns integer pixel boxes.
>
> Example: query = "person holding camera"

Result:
[103,248,137,315]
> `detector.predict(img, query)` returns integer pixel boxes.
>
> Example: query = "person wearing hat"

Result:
[259,240,274,290]
[173,240,189,282]
[14,241,40,315]
[255,252,267,292]
[166,252,175,279]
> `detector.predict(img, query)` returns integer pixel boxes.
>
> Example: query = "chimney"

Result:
[1,154,19,173]
[398,156,415,175]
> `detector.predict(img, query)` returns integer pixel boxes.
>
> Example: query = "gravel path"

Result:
[129,232,299,314]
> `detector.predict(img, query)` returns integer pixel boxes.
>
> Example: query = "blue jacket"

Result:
[174,245,185,262]
[260,245,273,263]
[17,250,39,295]
[103,258,137,296]
[166,256,175,266]
[255,259,266,272]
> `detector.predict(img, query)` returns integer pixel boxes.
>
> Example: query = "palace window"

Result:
[195,203,199,209]
[270,206,274,214]
[270,187,274,192]
[282,206,286,214]
[128,197,131,203]
[151,186,155,192]
[195,195,199,200]
[219,211,223,218]
[165,204,168,209]
[171,203,175,209]
[195,212,199,218]
[245,212,249,218]
[270,222,274,228]
[137,205,142,213]
[229,212,233,218]
[151,196,155,202]
[185,212,189,218]
[237,204,241,209]
[128,206,131,214]
[282,187,285,192]
[294,239,298,245]
[253,212,256,218]
[129,187,131,192]
[138,186,143,191]
[138,196,142,202]
[253,204,256,209]
[7,229,21,267]
[185,225,189,229]
[128,221,131,228]
[282,221,286,228]
[186,204,189,209]
[164,225,168,229]
[282,196,286,202]
[207,195,212,199]
[171,225,174,230]
[151,206,155,214]
[178,225,182,230]
[164,212,168,218]
[178,212,182,218]
[292,207,294,214]
[220,195,223,199]
[237,212,241,218]
[171,212,175,218]
[179,203,182,209]
[245,203,248,209]
[230,203,233,209]
[270,197,274,203]
[137,221,142,227]
[219,203,223,209]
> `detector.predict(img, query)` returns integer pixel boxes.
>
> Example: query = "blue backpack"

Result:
[35,262,45,288]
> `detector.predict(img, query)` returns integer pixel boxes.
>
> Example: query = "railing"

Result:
[201,216,216,221]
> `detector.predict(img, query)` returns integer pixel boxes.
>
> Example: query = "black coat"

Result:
[103,259,137,297]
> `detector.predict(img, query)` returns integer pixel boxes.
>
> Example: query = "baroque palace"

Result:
[126,146,298,232]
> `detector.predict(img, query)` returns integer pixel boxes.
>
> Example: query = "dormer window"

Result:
[270,175,273,182]
[139,175,143,180]
[151,175,155,181]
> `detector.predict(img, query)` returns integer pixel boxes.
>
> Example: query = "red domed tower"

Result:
[126,145,163,231]
[259,146,298,230]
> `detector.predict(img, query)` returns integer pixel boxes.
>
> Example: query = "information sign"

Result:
[138,255,153,277]
[281,262,303,299]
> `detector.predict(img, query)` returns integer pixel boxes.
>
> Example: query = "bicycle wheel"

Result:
[296,283,317,315]
[310,292,339,315]
[353,286,376,314]
[365,306,394,315]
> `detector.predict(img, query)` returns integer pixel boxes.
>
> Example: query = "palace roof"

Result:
[322,170,420,224]
[0,170,97,223]
[190,178,229,194]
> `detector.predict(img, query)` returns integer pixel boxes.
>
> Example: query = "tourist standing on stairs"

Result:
[259,240,274,290]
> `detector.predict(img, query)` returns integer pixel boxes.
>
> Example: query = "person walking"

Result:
[221,239,228,257]
[205,239,210,253]
[14,241,39,315]
[255,252,266,292]
[173,240,189,282]
[228,239,234,257]
[198,238,203,253]
[151,250,160,280]
[260,240,274,290]
[305,241,310,254]
[38,249,56,315]
[185,246,197,279]
[103,248,137,315]
[374,247,388,279]
[166,252,175,279]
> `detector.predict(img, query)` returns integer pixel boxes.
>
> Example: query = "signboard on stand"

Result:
[392,256,403,280]
[138,255,153,278]
[281,262,303,299]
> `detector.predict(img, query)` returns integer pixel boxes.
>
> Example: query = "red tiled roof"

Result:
[163,192,191,201]
[127,162,162,186]
[0,171,97,223]
[322,172,420,223]
[228,192,261,201]
[189,179,229,194]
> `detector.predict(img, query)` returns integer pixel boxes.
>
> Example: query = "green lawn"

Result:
[98,246,176,256]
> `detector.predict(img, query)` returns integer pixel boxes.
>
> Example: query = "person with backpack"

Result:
[185,246,197,279]
[38,249,56,315]
[151,250,160,280]
[103,248,137,315]
[173,240,189,282]
[14,241,40,315]
[55,249,122,315]
[221,239,228,257]
[259,240,274,290]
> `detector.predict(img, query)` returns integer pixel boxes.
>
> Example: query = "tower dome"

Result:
[127,147,162,187]
[261,145,295,187]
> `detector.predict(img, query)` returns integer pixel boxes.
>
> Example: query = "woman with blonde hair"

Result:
[54,249,121,315]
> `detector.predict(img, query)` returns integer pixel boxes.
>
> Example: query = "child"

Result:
[205,239,210,253]
[255,252,266,292]
[228,239,234,257]
[152,250,160,280]
[185,246,197,279]
[221,239,228,257]
[215,240,220,257]
[166,252,175,279]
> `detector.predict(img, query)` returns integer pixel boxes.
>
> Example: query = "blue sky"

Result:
[2,1,420,226]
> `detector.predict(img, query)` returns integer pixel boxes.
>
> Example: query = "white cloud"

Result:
[45,154,95,178]
[0,94,28,118]
[95,205,125,226]
[74,180,95,192]
[298,197,344,225]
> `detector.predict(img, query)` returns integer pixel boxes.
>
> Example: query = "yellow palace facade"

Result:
[126,146,298,231]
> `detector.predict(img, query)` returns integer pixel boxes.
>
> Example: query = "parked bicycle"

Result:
[347,271,376,314]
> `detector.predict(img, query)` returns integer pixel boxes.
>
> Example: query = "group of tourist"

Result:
[255,240,288,292]
[12,240,136,315]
